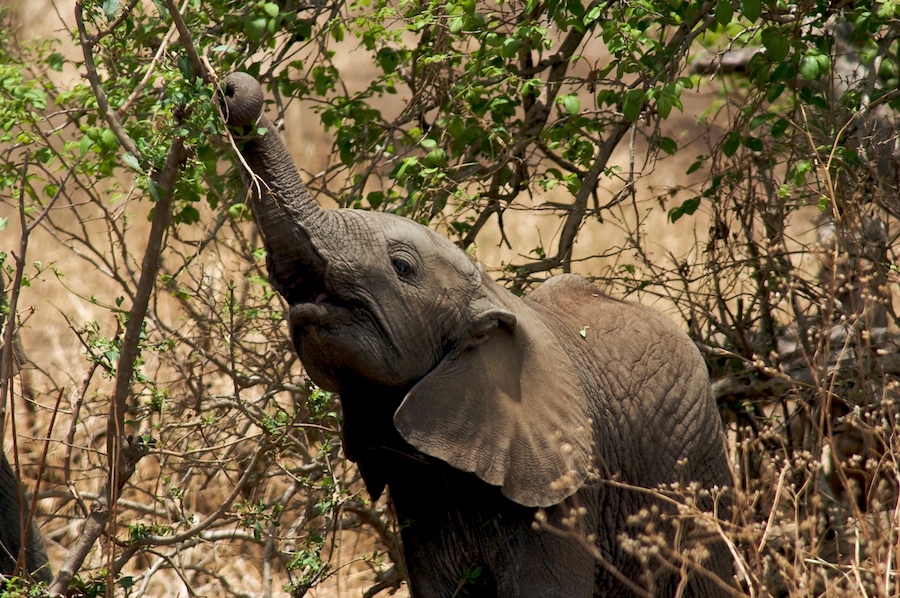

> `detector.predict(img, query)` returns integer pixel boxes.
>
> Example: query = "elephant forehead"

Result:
[347,210,478,272]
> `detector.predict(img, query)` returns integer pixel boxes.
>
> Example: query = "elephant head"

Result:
[222,73,591,508]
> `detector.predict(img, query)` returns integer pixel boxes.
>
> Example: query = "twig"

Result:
[105,135,188,559]
[164,0,211,84]
[124,441,267,547]
[1,153,65,448]
[17,388,65,577]
[48,437,150,596]
[116,15,179,118]
[85,0,141,45]
[0,155,29,453]
[74,0,143,162]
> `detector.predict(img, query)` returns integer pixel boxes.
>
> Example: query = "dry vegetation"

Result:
[0,0,898,597]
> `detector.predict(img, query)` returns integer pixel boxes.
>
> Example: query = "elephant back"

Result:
[525,273,731,491]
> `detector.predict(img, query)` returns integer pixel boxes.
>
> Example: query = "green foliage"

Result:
[127,522,173,545]
[0,576,48,598]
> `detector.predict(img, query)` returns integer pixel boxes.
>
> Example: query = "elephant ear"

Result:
[393,289,592,508]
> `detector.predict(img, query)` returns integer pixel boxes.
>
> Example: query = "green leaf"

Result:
[122,152,141,170]
[770,118,789,137]
[0,217,8,232]
[744,136,764,152]
[262,2,279,17]
[245,17,267,41]
[423,148,448,168]
[715,0,733,26]
[686,158,703,175]
[766,83,785,103]
[658,137,678,155]
[749,113,771,129]
[559,94,580,116]
[47,52,65,72]
[723,132,740,157]
[147,178,162,202]
[761,28,790,62]
[584,5,603,24]
[740,0,761,22]
[78,135,94,157]
[622,89,645,122]
[228,203,249,219]
[668,197,702,223]
[35,147,54,164]
[657,94,672,118]
[178,205,200,224]
[366,191,385,209]
[102,0,120,19]
[799,55,820,80]
[500,38,522,59]
[178,54,194,81]
[447,117,465,139]
[377,48,400,74]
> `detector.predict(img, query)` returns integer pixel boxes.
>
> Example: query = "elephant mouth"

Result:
[284,277,356,327]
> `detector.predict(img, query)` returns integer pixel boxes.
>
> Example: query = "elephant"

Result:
[0,451,52,585]
[222,72,735,597]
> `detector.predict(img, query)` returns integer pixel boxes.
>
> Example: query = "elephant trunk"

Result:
[222,72,330,298]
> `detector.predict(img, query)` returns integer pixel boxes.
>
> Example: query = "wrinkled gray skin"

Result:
[223,72,734,597]
[0,451,52,584]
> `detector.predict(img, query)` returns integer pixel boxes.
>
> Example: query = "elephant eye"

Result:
[390,256,414,277]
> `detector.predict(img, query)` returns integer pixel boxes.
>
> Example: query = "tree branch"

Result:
[74,0,143,162]
[47,126,187,594]
[164,0,211,85]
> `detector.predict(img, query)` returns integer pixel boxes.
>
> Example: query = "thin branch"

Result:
[17,389,64,578]
[74,0,143,162]
[126,441,267,547]
[48,437,150,596]
[163,0,211,85]
[116,16,179,118]
[85,0,141,45]
[0,155,29,452]
[107,135,188,508]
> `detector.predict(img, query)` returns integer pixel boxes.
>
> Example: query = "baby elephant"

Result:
[223,71,734,597]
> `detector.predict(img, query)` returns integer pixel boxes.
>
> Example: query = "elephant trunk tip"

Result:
[222,72,265,127]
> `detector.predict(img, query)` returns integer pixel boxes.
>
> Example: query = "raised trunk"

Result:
[222,72,331,298]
